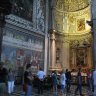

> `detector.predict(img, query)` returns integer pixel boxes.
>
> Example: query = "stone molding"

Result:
[5,14,45,35]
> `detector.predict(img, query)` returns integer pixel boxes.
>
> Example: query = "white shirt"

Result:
[37,70,45,79]
[60,73,66,85]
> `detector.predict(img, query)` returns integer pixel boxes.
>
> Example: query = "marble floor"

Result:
[0,85,93,96]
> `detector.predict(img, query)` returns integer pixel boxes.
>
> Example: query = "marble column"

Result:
[61,41,70,70]
[72,49,76,69]
[87,47,93,68]
[50,31,56,69]
[44,0,49,74]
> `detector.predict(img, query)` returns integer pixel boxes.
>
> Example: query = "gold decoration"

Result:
[69,16,75,24]
[55,0,89,12]
[77,18,85,31]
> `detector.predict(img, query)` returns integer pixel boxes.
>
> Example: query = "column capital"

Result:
[49,29,56,34]
[49,29,56,40]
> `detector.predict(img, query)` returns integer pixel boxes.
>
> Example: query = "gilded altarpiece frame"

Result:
[70,48,87,70]
[76,48,87,67]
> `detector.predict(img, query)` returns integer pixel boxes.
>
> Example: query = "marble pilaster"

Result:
[61,41,70,70]
[50,30,56,70]
[44,0,49,74]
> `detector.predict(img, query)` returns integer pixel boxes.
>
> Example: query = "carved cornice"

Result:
[67,33,91,41]
[55,5,90,14]
[56,32,92,44]
[5,14,45,35]
[70,38,92,49]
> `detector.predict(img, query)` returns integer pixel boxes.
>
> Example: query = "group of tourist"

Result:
[1,61,96,96]
[23,64,96,96]
[51,68,96,96]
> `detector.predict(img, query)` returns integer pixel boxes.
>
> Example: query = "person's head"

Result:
[39,67,42,71]
[26,64,31,70]
[66,69,68,72]
[53,70,57,74]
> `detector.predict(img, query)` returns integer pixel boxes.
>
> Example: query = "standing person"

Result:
[93,68,96,96]
[87,69,93,95]
[0,62,8,94]
[7,68,15,95]
[60,70,66,95]
[37,67,45,94]
[0,63,3,93]
[0,63,8,83]
[74,68,83,96]
[24,64,33,96]
[65,69,71,93]
[51,70,58,96]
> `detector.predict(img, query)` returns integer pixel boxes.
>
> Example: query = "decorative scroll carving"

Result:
[36,0,45,32]
[70,37,92,49]
[6,14,45,34]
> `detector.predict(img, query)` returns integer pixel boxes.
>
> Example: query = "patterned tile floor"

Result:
[0,85,93,96]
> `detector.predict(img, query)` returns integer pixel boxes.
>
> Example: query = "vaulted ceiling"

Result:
[55,0,89,12]
[53,0,91,36]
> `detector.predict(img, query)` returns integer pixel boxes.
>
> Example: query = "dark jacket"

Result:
[0,67,8,83]
[77,72,82,85]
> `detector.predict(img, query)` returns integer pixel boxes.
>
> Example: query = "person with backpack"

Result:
[37,67,45,94]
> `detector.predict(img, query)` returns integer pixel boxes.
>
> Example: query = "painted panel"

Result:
[1,45,43,74]
[77,18,85,31]
[11,0,33,21]
[2,28,44,74]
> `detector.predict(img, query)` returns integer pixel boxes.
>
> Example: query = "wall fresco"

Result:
[1,45,43,74]
[2,28,44,74]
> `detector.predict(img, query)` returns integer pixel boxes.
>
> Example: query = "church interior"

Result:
[0,0,95,84]
[1,0,96,95]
